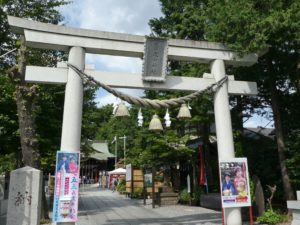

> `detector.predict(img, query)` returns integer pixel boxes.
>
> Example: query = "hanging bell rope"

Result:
[67,63,227,109]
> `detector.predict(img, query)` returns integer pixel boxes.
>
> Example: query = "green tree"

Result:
[1,0,68,168]
[0,75,20,170]
[95,104,194,168]
[1,0,68,220]
[150,0,300,202]
[206,0,299,201]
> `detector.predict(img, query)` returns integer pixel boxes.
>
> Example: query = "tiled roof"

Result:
[89,142,115,161]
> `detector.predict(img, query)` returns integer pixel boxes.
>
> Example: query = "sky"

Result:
[59,0,273,128]
[59,0,163,106]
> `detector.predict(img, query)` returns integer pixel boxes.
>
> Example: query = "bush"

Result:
[249,179,255,204]
[179,189,191,202]
[116,178,126,193]
[192,186,203,202]
[132,187,143,198]
[257,209,288,224]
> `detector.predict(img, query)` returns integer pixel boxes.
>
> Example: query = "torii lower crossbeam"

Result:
[25,66,257,95]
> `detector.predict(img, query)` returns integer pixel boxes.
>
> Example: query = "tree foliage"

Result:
[94,104,195,171]
[0,0,70,170]
[0,0,101,173]
[150,0,300,201]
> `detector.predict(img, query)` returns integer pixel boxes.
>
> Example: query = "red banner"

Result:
[199,144,206,186]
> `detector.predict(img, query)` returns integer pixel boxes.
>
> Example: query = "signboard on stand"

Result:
[53,151,80,222]
[144,173,152,188]
[126,164,132,181]
[219,158,251,208]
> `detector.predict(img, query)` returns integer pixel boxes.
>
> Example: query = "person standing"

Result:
[98,172,102,189]
[57,154,70,173]
[69,156,78,174]
[222,173,236,196]
[112,178,118,192]
[234,167,247,196]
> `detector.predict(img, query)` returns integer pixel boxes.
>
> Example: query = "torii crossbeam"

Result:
[8,15,260,225]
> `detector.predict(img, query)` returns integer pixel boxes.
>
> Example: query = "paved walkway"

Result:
[0,185,222,225]
[77,186,222,225]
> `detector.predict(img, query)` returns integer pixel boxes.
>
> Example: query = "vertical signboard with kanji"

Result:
[53,151,80,222]
[219,158,251,208]
[126,164,132,182]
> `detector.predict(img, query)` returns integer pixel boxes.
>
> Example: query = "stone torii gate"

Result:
[8,16,259,225]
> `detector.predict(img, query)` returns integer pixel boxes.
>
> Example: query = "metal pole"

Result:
[212,59,242,225]
[123,135,126,162]
[115,136,118,169]
[119,135,126,163]
[59,46,85,225]
[152,167,155,208]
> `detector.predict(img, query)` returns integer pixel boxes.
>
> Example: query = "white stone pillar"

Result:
[212,59,242,225]
[59,46,85,225]
[60,47,85,151]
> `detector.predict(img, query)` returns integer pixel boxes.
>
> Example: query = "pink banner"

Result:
[53,151,80,222]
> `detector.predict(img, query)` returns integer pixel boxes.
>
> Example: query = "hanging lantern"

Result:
[177,103,191,119]
[149,114,163,131]
[114,102,130,117]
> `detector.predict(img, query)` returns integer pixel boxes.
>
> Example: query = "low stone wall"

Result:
[200,193,221,210]
[287,191,300,225]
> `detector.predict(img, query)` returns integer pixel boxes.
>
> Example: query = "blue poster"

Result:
[53,151,80,222]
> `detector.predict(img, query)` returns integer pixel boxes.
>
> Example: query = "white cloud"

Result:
[59,0,162,106]
[60,0,162,34]
[96,88,144,107]
[85,54,142,73]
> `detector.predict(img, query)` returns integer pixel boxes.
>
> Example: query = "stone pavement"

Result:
[77,185,222,225]
[0,185,222,225]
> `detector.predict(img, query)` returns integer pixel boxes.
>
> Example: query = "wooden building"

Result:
[80,142,115,184]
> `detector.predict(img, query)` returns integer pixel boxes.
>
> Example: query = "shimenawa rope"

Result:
[67,62,227,109]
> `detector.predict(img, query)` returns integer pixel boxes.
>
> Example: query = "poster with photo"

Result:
[53,151,80,222]
[144,173,152,188]
[219,158,251,208]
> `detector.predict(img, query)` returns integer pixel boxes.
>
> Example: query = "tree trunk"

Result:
[9,36,49,219]
[10,36,40,168]
[269,69,295,201]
